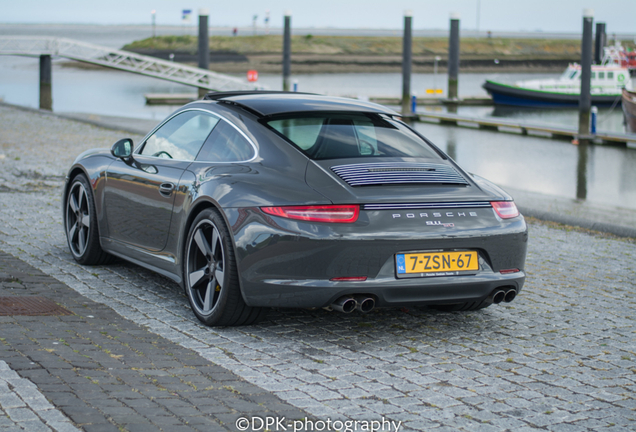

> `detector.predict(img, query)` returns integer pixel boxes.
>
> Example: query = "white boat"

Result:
[483,45,632,108]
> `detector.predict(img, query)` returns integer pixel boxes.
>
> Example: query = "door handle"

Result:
[159,182,175,196]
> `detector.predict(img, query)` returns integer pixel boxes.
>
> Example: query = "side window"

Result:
[141,111,219,161]
[196,121,255,162]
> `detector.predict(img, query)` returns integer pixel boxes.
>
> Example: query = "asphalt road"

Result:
[1,104,635,431]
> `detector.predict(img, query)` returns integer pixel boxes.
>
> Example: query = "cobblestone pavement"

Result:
[0,359,80,432]
[0,252,308,431]
[1,105,636,431]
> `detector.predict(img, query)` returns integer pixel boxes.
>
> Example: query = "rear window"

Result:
[266,114,441,160]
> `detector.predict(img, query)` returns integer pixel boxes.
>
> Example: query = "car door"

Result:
[104,110,219,251]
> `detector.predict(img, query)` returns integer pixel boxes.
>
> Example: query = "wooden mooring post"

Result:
[447,13,460,114]
[197,9,210,98]
[282,12,292,92]
[39,54,52,111]
[401,11,413,115]
[578,9,594,136]
[594,22,606,65]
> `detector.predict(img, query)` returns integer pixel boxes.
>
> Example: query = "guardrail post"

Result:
[578,9,593,136]
[282,12,292,92]
[39,54,52,111]
[448,13,460,102]
[401,11,413,115]
[198,8,210,98]
[594,22,606,64]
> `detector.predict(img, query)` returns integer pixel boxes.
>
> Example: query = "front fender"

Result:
[63,153,115,240]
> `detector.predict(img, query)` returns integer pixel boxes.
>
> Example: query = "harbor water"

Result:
[0,24,634,211]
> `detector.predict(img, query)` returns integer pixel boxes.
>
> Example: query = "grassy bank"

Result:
[123,34,634,57]
[120,35,635,74]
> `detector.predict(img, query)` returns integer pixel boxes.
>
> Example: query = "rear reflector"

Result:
[499,268,520,274]
[261,205,360,223]
[491,201,520,219]
[330,276,368,281]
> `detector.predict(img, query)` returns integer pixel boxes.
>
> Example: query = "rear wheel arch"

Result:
[181,206,267,326]
[180,200,237,283]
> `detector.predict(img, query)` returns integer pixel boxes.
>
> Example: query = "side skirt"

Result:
[101,237,182,284]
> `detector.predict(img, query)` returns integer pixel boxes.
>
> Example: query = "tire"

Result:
[430,299,492,312]
[183,208,267,326]
[64,174,112,265]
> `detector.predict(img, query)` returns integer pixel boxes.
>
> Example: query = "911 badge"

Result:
[391,211,477,228]
[426,221,455,227]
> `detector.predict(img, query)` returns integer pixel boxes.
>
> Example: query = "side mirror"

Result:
[111,138,133,159]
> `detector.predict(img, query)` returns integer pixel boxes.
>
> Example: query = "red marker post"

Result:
[247,70,259,82]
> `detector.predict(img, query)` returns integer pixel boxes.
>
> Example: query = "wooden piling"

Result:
[39,54,52,111]
[594,22,606,65]
[401,11,413,114]
[198,9,209,98]
[282,12,291,92]
[448,13,460,101]
[578,9,594,135]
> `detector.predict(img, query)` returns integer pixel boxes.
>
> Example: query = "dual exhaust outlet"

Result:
[330,295,375,314]
[491,288,517,304]
[330,289,516,313]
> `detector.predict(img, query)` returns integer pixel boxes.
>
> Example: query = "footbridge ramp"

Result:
[0,36,261,91]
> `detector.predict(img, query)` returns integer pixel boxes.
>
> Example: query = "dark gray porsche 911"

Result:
[63,91,527,326]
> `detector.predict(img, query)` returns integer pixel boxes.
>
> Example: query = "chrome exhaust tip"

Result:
[354,296,375,313]
[492,290,506,304]
[504,289,517,303]
[331,296,356,313]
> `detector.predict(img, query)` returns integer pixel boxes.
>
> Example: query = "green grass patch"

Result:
[122,35,636,57]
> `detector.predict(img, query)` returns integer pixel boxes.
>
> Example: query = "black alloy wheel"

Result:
[64,175,111,265]
[184,209,266,326]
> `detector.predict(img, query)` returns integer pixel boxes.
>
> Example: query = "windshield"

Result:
[266,114,442,160]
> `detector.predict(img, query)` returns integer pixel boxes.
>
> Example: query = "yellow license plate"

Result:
[396,251,479,276]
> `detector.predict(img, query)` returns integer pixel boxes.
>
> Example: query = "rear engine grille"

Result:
[331,162,469,187]
[363,201,492,210]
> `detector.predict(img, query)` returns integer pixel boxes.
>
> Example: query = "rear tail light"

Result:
[261,205,360,223]
[491,201,519,219]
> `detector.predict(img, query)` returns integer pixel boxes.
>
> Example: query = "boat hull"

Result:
[483,81,622,108]
[622,88,636,134]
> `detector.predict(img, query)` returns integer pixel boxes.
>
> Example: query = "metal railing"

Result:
[0,36,261,91]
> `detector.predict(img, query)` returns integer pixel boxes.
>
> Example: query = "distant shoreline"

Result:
[117,34,633,74]
[121,51,575,74]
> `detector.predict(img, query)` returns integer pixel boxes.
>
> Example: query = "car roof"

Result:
[204,91,399,117]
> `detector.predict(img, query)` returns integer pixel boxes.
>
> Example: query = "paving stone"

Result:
[5,406,40,422]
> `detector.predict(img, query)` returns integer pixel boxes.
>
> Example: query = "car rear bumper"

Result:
[227,207,528,309]
[245,271,525,308]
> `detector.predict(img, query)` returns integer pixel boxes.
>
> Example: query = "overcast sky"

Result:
[3,0,635,33]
